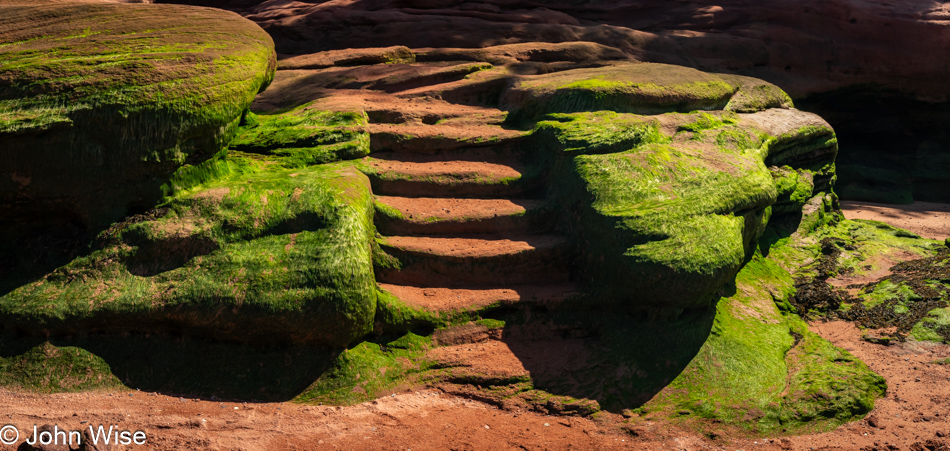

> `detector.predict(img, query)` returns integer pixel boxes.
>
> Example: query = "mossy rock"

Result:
[503,63,737,123]
[0,2,276,284]
[503,63,793,125]
[0,342,123,393]
[641,251,884,434]
[0,161,377,348]
[534,107,836,311]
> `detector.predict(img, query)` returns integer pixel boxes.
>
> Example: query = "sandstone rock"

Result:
[0,2,276,290]
[278,46,415,70]
[163,0,950,204]
[514,65,835,310]
[185,0,950,101]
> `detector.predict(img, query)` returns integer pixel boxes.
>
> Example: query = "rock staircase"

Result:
[363,107,579,316]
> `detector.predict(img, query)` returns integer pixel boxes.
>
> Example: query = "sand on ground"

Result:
[841,200,950,240]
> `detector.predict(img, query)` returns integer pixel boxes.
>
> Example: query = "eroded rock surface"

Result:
[0,2,896,434]
[0,2,276,288]
[166,0,950,204]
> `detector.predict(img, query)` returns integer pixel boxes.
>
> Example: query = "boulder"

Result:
[0,2,276,289]
[524,64,835,311]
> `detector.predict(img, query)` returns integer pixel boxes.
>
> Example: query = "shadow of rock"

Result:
[501,304,716,412]
[0,333,338,402]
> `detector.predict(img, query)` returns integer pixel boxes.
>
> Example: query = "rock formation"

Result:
[16,0,950,436]
[159,0,950,204]
[0,1,276,291]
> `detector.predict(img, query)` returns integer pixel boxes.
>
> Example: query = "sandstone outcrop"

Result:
[178,0,950,102]
[0,2,276,289]
[166,0,950,204]
[0,1,893,430]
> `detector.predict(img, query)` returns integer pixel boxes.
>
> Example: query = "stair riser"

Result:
[368,175,540,198]
[370,135,526,154]
[376,208,557,236]
[376,245,574,286]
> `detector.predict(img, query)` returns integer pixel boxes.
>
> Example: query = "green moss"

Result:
[0,4,275,135]
[0,343,123,393]
[677,111,739,132]
[294,334,434,405]
[911,308,950,343]
[771,167,816,213]
[533,111,667,155]
[374,201,406,221]
[504,63,740,124]
[545,116,779,310]
[518,71,833,311]
[642,250,884,434]
[722,76,795,113]
[475,318,506,329]
[1,162,377,348]
[780,320,886,427]
[229,107,369,162]
[859,279,921,309]
[0,2,278,278]
[375,289,445,333]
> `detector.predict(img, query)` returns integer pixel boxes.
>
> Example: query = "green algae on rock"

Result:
[503,63,795,124]
[0,159,376,348]
[0,342,122,394]
[0,37,892,436]
[0,2,276,288]
[530,108,835,311]
[640,251,884,433]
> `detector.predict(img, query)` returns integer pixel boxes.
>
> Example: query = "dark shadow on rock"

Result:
[125,234,219,277]
[500,299,718,413]
[0,333,338,402]
[758,214,802,258]
[797,88,950,204]
[0,211,94,297]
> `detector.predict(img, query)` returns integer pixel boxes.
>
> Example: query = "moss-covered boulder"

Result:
[540,111,775,312]
[0,2,276,284]
[0,342,122,393]
[0,96,375,348]
[503,63,793,124]
[521,65,836,312]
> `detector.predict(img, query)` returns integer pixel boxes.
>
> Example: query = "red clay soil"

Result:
[3,321,949,450]
[841,201,950,241]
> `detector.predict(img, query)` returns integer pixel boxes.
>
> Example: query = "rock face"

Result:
[181,0,950,102]
[0,2,276,289]
[166,0,950,204]
[0,106,376,348]
[0,3,884,428]
[519,64,835,311]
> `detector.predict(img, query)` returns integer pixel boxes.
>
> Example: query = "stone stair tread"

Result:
[369,123,525,153]
[381,234,569,258]
[369,123,523,140]
[367,149,524,164]
[379,282,580,312]
[363,155,523,185]
[427,340,530,381]
[377,196,544,222]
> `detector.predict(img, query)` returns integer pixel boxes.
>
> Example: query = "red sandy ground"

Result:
[841,201,950,241]
[1,321,949,450]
